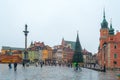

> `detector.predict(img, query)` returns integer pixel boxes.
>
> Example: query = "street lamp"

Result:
[103,43,107,72]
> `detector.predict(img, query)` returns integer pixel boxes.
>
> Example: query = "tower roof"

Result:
[101,9,108,29]
[109,19,114,35]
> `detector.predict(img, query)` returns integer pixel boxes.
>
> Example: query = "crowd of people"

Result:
[8,61,82,71]
[8,63,17,71]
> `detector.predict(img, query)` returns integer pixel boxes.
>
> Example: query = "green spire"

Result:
[109,19,114,35]
[72,32,83,63]
[103,8,105,19]
[101,8,108,29]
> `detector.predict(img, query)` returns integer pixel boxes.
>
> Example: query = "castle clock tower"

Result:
[100,9,109,49]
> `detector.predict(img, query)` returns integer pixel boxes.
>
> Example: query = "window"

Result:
[114,44,117,49]
[110,38,113,40]
[113,61,117,65]
[114,54,117,59]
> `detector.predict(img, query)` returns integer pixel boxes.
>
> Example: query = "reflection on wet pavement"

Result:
[0,64,119,80]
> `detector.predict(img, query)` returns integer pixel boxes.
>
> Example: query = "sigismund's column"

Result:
[23,24,29,61]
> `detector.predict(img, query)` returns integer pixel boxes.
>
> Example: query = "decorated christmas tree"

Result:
[72,32,83,63]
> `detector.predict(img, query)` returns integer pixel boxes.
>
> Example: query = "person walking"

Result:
[14,63,17,71]
[75,63,78,70]
[22,62,25,68]
[40,61,43,68]
[8,63,12,69]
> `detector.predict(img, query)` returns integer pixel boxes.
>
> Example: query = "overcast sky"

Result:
[0,0,120,54]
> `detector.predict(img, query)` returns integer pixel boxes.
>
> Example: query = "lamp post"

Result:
[23,24,29,63]
[103,43,107,72]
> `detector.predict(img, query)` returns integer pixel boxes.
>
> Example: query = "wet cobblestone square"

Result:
[0,64,119,80]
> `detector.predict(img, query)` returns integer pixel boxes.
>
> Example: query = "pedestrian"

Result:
[75,63,78,70]
[22,62,25,68]
[35,62,38,67]
[14,63,17,71]
[70,63,72,68]
[8,63,12,69]
[73,62,77,71]
[40,61,43,68]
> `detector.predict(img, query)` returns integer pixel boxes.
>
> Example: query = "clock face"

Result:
[103,31,107,35]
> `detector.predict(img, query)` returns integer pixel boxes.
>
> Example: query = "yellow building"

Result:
[42,49,48,61]
[42,46,52,62]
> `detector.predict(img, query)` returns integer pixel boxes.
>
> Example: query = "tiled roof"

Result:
[2,46,25,51]
[65,41,76,50]
[82,48,92,55]
[34,41,45,47]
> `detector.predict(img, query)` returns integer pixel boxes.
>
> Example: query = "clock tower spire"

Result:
[100,9,109,49]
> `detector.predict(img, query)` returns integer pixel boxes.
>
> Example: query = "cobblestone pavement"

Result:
[0,64,119,80]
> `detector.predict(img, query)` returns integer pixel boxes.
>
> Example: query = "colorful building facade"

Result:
[61,38,75,63]
[27,41,53,63]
